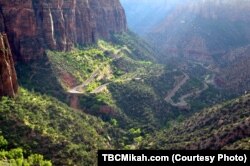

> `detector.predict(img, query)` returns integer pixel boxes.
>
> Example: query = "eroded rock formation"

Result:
[0,0,127,61]
[0,33,18,97]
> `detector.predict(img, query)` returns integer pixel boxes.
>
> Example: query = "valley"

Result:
[163,58,221,110]
[0,0,250,165]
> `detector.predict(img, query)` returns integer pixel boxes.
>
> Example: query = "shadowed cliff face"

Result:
[0,0,127,61]
[147,0,250,62]
[0,33,18,97]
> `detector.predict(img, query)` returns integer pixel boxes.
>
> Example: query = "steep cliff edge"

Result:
[0,33,18,97]
[0,0,127,61]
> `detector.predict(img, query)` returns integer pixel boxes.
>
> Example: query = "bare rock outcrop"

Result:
[0,33,18,97]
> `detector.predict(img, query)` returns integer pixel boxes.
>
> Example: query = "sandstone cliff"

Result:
[0,0,127,61]
[0,33,18,97]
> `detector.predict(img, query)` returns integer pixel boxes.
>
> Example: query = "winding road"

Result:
[173,82,209,108]
[91,83,110,94]
[67,47,123,94]
[68,69,99,94]
[165,71,210,109]
[164,73,190,108]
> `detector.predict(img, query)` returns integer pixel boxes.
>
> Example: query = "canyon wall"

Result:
[0,33,18,98]
[147,0,250,62]
[0,0,127,61]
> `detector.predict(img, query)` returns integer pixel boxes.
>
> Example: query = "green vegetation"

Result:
[224,137,250,150]
[0,88,118,165]
[142,94,250,150]
[189,85,235,111]
[111,31,159,61]
[47,38,160,91]
[45,34,184,134]
[7,31,249,166]
[0,134,51,166]
[172,77,203,103]
[16,58,68,103]
[47,47,111,88]
[0,118,51,166]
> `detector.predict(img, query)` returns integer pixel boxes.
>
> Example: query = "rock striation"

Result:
[0,33,18,98]
[0,0,127,61]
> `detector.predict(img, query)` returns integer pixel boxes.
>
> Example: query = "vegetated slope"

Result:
[167,59,235,111]
[0,88,121,165]
[3,32,171,164]
[145,0,250,94]
[0,32,51,165]
[15,57,69,103]
[142,93,250,150]
[0,134,52,166]
[46,32,187,137]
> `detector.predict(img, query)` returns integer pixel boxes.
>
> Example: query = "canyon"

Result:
[0,0,250,165]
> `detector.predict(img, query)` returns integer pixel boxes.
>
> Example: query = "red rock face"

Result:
[0,0,127,61]
[0,33,18,98]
